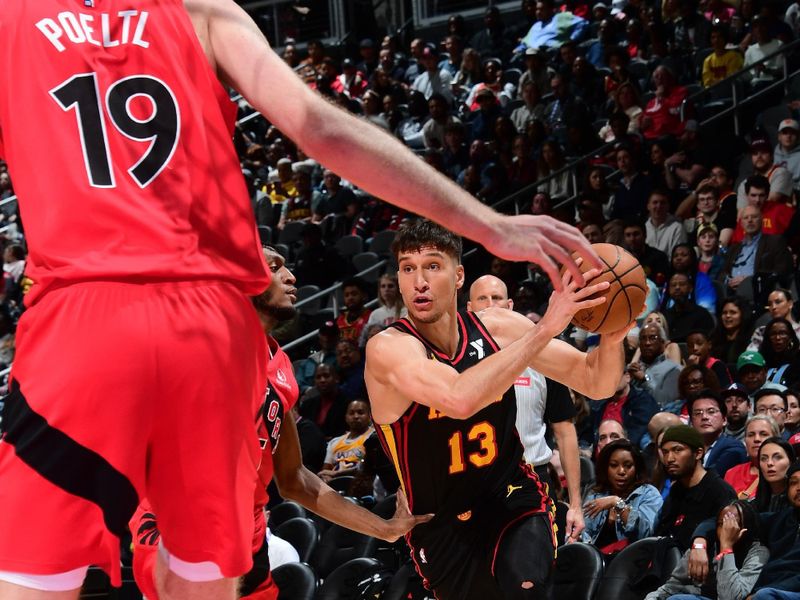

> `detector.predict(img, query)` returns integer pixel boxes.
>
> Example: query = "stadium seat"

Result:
[315,557,389,600]
[296,285,322,315]
[551,542,604,600]
[352,252,381,282]
[275,517,320,563]
[334,235,364,259]
[382,562,430,600]
[594,537,681,600]
[554,501,570,547]
[579,455,596,499]
[278,220,306,247]
[368,230,397,258]
[310,520,379,579]
[269,500,308,528]
[258,225,272,245]
[326,475,356,494]
[273,562,316,600]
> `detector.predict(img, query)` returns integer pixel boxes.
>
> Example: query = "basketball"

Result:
[564,243,647,334]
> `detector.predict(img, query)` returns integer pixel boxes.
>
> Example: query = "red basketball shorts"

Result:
[0,280,268,586]
[130,503,278,600]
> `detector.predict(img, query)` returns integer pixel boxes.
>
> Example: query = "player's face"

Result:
[345,401,371,434]
[468,279,511,311]
[661,441,699,480]
[398,247,463,324]
[254,248,297,321]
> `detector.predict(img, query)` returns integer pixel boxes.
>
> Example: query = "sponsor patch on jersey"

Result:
[514,376,531,387]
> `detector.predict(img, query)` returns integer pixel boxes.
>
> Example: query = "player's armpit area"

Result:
[365,330,462,424]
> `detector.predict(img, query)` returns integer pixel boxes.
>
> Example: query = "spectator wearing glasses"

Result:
[689,389,748,478]
[748,289,800,351]
[725,414,780,499]
[755,387,792,440]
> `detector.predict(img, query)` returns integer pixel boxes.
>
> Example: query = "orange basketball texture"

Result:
[564,244,647,334]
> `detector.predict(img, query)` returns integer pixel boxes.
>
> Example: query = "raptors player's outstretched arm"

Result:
[183,0,602,292]
[366,272,610,425]
[271,411,431,542]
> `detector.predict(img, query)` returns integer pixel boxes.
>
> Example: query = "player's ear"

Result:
[507,299,514,310]
[455,264,465,290]
[466,300,473,311]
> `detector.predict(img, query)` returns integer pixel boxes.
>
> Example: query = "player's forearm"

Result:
[553,422,582,508]
[280,466,392,540]
[584,337,625,399]
[300,102,499,242]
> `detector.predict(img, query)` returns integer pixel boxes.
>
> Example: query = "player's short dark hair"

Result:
[745,174,770,194]
[392,219,463,262]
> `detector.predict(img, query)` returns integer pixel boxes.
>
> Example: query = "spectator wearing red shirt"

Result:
[731,174,795,243]
[641,66,688,140]
[336,277,373,344]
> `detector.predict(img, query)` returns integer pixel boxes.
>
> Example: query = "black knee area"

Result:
[495,515,554,600]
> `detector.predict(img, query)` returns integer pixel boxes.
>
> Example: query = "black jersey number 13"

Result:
[50,72,180,189]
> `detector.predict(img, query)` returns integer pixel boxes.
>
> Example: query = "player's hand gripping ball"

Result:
[561,243,647,334]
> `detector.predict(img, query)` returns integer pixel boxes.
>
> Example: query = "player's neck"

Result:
[259,311,276,334]
[409,309,460,358]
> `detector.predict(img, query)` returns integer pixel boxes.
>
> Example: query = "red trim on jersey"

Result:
[404,536,439,600]
[466,310,501,352]
[489,508,555,577]
[399,417,416,511]
[450,314,469,363]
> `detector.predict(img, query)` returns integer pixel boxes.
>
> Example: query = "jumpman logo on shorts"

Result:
[506,484,523,497]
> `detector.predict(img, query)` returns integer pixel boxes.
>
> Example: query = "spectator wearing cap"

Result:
[775,118,800,193]
[655,425,736,551]
[356,38,378,78]
[755,387,792,440]
[518,0,589,50]
[410,44,453,105]
[518,46,556,97]
[640,66,689,141]
[718,204,792,292]
[723,384,756,442]
[689,389,748,478]
[702,24,744,88]
[469,6,511,59]
[334,59,367,99]
[731,172,795,243]
[743,15,784,88]
[725,413,780,496]
[295,321,340,394]
[737,137,794,210]
[739,351,770,399]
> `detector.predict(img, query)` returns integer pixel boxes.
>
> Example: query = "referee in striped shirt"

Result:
[468,274,585,542]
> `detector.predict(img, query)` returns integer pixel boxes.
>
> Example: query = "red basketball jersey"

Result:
[252,336,299,550]
[0,0,269,304]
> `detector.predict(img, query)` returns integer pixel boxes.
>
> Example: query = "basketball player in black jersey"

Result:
[365,220,638,600]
